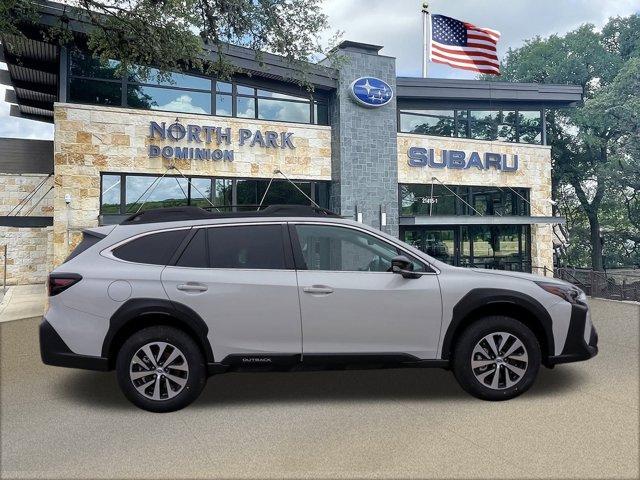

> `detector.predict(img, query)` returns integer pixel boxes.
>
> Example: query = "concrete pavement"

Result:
[1,298,638,479]
[0,284,46,323]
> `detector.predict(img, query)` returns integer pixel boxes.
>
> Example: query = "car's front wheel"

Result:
[453,316,541,401]
[116,326,207,412]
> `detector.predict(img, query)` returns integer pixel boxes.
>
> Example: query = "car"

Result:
[40,204,598,412]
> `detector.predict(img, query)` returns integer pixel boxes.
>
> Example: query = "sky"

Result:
[1,0,639,141]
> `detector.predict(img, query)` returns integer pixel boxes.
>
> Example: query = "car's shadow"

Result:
[57,365,589,410]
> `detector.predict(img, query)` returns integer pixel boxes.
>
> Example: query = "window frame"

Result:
[398,108,543,145]
[288,221,438,274]
[99,172,330,217]
[66,48,329,125]
[169,222,295,270]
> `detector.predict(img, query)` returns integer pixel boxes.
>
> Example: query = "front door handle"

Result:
[177,283,208,293]
[303,285,334,295]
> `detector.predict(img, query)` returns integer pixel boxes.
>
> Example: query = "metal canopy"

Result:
[396,77,583,108]
[0,34,59,123]
[400,215,566,226]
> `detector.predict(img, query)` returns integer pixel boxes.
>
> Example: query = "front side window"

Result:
[295,224,426,272]
[207,225,286,269]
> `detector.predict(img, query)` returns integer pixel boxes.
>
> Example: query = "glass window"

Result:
[127,85,211,114]
[400,110,455,136]
[469,110,497,140]
[128,67,211,90]
[101,175,121,214]
[402,228,455,265]
[176,229,208,268]
[497,111,517,142]
[208,225,286,269]
[70,49,121,79]
[189,178,212,208]
[314,102,329,125]
[216,81,232,93]
[236,179,258,209]
[215,93,232,116]
[400,184,457,216]
[258,98,310,123]
[213,179,232,207]
[518,111,542,144]
[113,229,189,265]
[257,180,312,206]
[236,96,255,118]
[257,89,306,101]
[455,110,469,137]
[295,224,397,272]
[237,85,255,95]
[125,176,189,212]
[69,78,122,106]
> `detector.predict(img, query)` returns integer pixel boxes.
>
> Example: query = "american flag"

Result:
[429,14,501,75]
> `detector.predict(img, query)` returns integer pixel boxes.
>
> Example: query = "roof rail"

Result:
[121,204,341,225]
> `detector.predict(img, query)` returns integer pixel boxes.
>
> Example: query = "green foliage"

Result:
[2,0,335,89]
[484,15,640,269]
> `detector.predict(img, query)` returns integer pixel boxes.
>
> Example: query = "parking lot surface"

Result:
[1,298,638,479]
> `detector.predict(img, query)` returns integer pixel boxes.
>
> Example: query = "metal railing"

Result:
[532,265,640,302]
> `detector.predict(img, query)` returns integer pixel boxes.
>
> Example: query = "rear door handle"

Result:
[177,283,208,293]
[303,285,334,295]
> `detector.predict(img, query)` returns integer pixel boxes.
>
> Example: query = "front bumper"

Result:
[547,303,598,366]
[40,319,109,371]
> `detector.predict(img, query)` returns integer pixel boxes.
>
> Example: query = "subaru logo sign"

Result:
[349,77,393,108]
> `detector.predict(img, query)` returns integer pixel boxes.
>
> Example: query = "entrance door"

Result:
[292,223,443,360]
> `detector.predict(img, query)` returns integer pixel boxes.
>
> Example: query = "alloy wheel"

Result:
[470,331,529,390]
[129,341,189,401]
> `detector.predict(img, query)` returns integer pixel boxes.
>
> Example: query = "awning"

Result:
[400,215,566,226]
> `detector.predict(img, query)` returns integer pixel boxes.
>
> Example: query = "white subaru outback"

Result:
[40,205,598,412]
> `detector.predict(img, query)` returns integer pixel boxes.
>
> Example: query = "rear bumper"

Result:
[40,319,110,371]
[547,303,598,366]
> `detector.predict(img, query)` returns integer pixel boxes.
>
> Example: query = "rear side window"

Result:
[176,229,208,268]
[208,225,285,269]
[113,229,188,265]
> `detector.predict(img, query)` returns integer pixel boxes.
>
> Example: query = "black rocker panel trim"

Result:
[443,288,555,360]
[40,319,109,371]
[102,298,214,364]
[217,353,449,372]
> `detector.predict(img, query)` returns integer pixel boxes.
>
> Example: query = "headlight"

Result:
[535,281,585,304]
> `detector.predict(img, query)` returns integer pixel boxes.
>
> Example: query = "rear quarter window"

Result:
[112,229,189,265]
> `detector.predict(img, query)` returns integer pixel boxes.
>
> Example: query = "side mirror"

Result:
[391,255,420,279]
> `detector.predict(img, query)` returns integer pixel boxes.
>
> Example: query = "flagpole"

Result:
[422,2,430,77]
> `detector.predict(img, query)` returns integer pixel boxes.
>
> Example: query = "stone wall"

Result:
[52,103,332,265]
[0,173,54,285]
[324,48,399,236]
[397,134,554,272]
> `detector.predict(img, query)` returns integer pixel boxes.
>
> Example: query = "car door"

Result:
[292,222,443,360]
[162,223,302,363]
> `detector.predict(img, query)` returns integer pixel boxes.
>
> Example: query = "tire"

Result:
[452,316,541,401]
[116,326,207,412]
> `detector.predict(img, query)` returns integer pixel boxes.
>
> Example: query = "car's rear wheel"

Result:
[116,326,206,412]
[453,316,541,401]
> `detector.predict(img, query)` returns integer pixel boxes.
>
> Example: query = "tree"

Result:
[1,0,334,87]
[486,16,640,270]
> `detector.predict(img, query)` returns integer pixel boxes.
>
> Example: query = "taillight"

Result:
[48,274,82,296]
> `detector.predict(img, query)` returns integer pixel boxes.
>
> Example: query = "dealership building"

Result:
[0,1,582,285]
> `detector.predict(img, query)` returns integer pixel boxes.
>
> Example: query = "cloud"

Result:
[2,1,639,141]
[321,0,640,78]
[155,94,209,114]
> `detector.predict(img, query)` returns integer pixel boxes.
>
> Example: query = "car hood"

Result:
[466,268,568,285]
